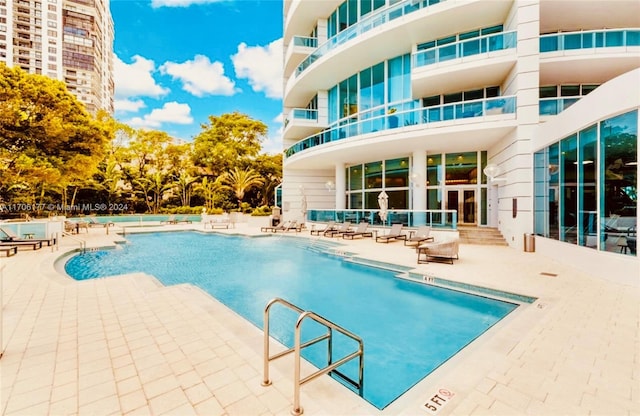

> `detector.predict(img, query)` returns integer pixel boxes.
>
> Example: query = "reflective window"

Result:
[349,165,362,190]
[559,134,577,244]
[387,190,408,210]
[578,125,597,248]
[427,154,442,186]
[445,152,478,185]
[385,158,409,187]
[364,161,383,189]
[548,143,560,239]
[427,188,441,210]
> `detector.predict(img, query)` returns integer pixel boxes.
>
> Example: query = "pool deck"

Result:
[1,222,638,416]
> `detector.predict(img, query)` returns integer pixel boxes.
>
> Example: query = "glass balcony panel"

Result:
[564,33,582,49]
[540,36,558,52]
[605,31,624,47]
[627,31,640,46]
[461,38,480,56]
[438,44,457,62]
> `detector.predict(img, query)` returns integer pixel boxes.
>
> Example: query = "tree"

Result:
[192,112,267,177]
[194,176,223,211]
[0,64,109,205]
[220,167,265,208]
[250,153,282,206]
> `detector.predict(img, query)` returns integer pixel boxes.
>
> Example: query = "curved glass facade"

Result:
[534,110,638,256]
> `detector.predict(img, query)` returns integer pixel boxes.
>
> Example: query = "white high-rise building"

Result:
[0,0,114,114]
[282,0,639,279]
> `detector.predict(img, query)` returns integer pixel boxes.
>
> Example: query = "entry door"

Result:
[447,189,476,224]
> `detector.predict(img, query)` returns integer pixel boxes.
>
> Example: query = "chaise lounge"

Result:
[325,221,352,237]
[417,239,459,264]
[0,245,18,257]
[375,223,407,243]
[342,222,373,239]
[0,226,56,246]
[404,226,434,247]
[310,221,337,236]
[86,217,115,228]
[261,220,292,232]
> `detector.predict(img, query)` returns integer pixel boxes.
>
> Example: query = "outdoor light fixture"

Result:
[325,181,335,191]
[483,163,507,185]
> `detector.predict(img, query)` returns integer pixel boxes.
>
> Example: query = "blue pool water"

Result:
[65,232,518,409]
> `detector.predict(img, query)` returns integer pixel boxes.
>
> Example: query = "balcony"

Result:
[284,36,318,78]
[283,108,327,141]
[284,96,516,159]
[539,97,580,116]
[294,0,447,79]
[412,31,517,98]
[539,28,640,86]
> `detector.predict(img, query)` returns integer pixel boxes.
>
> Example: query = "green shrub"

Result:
[250,205,272,216]
[161,206,206,215]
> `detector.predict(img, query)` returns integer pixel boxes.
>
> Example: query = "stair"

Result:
[457,225,509,246]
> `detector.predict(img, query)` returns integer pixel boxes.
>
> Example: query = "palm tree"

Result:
[220,167,264,208]
[194,176,223,211]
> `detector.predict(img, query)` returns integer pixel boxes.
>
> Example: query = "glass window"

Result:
[360,0,371,16]
[387,190,408,210]
[371,63,384,108]
[581,84,598,95]
[534,150,548,236]
[578,125,597,248]
[559,134,577,244]
[548,143,560,239]
[485,86,500,98]
[427,154,442,186]
[464,89,483,101]
[359,67,372,111]
[387,56,403,103]
[539,86,557,98]
[328,86,338,124]
[600,110,638,255]
[349,165,363,190]
[445,152,478,185]
[364,191,379,209]
[560,85,580,97]
[385,158,409,187]
[423,95,440,107]
[427,188,441,210]
[349,192,363,209]
[364,161,383,189]
[481,151,487,184]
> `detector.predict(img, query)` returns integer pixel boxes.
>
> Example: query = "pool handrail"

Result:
[62,231,86,253]
[262,297,364,415]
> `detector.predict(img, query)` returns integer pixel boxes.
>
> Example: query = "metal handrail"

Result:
[262,297,364,416]
[62,232,86,253]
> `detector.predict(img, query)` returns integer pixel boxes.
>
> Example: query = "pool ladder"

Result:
[262,297,364,416]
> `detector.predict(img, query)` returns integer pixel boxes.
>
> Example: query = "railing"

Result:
[540,28,640,53]
[62,232,86,253]
[285,108,319,128]
[307,209,458,229]
[262,298,364,416]
[413,30,517,67]
[292,36,317,48]
[295,0,447,77]
[539,97,580,116]
[285,96,516,158]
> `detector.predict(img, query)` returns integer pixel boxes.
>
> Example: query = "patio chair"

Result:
[0,245,18,257]
[175,215,193,224]
[310,221,337,236]
[342,222,373,239]
[0,226,56,246]
[417,239,459,264]
[325,221,352,237]
[86,216,114,228]
[404,226,434,247]
[261,220,291,233]
[276,220,301,232]
[161,214,178,224]
[375,223,407,243]
[0,240,42,250]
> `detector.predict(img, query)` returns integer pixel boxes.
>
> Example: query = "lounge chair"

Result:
[325,221,352,237]
[205,218,231,229]
[0,245,18,257]
[86,217,114,227]
[64,221,88,234]
[175,215,193,224]
[261,220,291,232]
[417,239,459,264]
[375,223,407,243]
[0,226,56,246]
[342,222,373,239]
[276,220,301,233]
[310,221,337,236]
[0,240,42,250]
[161,215,178,224]
[404,226,434,247]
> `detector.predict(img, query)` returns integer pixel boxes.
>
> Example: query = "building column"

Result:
[335,163,346,210]
[412,150,427,211]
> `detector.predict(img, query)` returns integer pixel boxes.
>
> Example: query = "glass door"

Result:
[447,189,476,224]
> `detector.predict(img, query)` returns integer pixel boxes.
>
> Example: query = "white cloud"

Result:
[273,112,283,123]
[151,0,223,7]
[232,38,283,99]
[114,55,169,99]
[127,102,193,128]
[114,98,146,113]
[160,55,237,97]
[262,116,284,154]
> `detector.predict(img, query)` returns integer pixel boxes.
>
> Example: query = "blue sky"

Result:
[111,0,284,153]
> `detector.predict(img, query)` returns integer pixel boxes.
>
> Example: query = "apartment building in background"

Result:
[281,0,639,280]
[0,0,114,114]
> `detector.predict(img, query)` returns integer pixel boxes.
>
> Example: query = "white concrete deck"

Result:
[0,222,638,416]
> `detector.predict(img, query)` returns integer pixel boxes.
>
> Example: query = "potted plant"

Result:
[388,107,399,128]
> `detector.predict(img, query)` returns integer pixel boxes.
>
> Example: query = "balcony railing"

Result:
[284,108,318,128]
[307,209,458,229]
[413,30,517,67]
[295,0,447,77]
[292,36,318,48]
[285,96,516,158]
[539,97,579,116]
[540,28,640,52]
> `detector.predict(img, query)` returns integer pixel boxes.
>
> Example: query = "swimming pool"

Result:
[65,231,518,409]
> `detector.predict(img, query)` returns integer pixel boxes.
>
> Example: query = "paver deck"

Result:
[1,222,638,415]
